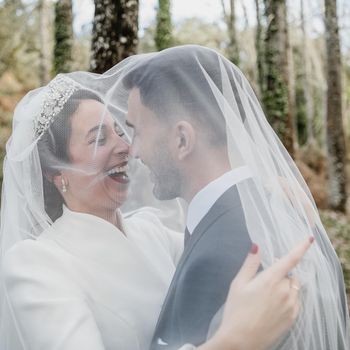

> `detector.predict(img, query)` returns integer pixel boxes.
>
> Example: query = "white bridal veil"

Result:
[0,45,349,349]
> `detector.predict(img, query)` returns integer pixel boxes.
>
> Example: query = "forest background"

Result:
[0,0,350,305]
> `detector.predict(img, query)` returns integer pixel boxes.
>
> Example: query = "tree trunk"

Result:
[263,0,295,157]
[54,0,73,74]
[255,0,265,97]
[241,1,249,30]
[324,0,347,212]
[91,0,139,73]
[155,0,173,51]
[221,0,239,65]
[38,0,51,83]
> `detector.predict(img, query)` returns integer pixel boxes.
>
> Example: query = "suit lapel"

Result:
[176,185,240,277]
[155,185,241,329]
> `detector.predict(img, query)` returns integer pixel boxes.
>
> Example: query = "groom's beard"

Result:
[149,143,182,201]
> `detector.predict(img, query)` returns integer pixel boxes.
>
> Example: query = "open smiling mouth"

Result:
[106,163,130,184]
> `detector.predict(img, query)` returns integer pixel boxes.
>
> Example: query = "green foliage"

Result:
[155,0,173,51]
[0,0,41,87]
[54,0,73,74]
[173,18,225,49]
[321,210,350,301]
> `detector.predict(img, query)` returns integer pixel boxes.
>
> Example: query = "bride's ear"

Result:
[52,173,69,194]
[174,121,196,161]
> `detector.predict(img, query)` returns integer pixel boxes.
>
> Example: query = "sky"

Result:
[72,0,349,51]
[73,0,228,33]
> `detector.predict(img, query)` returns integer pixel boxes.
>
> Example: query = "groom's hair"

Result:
[123,45,241,147]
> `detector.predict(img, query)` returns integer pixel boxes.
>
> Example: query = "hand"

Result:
[201,237,314,350]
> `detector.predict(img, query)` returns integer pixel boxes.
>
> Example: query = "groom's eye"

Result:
[114,123,125,138]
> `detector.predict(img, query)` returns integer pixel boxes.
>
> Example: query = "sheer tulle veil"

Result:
[0,45,349,349]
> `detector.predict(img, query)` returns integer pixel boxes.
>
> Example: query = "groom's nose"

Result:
[129,142,140,159]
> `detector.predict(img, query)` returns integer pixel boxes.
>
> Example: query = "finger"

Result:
[232,243,261,286]
[262,236,314,282]
[289,276,300,294]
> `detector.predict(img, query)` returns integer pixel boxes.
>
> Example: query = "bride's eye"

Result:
[88,131,107,145]
[88,137,106,146]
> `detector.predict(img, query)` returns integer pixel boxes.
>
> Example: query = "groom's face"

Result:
[126,88,182,200]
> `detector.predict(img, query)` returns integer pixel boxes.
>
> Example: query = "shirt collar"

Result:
[186,166,252,234]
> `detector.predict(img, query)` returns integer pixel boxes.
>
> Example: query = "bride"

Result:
[0,74,312,350]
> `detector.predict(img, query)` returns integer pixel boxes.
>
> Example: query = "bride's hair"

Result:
[37,89,102,222]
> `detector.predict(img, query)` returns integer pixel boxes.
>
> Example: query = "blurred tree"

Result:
[173,18,226,50]
[155,0,172,51]
[221,0,239,65]
[39,0,52,82]
[139,25,156,53]
[90,0,139,73]
[299,0,314,145]
[324,0,347,212]
[54,0,73,74]
[0,0,40,86]
[263,0,295,157]
[71,32,91,71]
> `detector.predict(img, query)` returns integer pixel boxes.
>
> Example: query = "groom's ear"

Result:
[174,121,195,161]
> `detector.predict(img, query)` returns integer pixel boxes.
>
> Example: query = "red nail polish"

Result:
[309,236,315,244]
[250,243,258,254]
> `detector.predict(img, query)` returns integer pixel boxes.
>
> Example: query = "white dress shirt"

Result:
[186,166,252,234]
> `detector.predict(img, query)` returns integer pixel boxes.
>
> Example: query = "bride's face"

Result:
[62,99,130,214]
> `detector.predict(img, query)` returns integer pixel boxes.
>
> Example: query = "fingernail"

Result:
[250,243,259,254]
[309,236,315,244]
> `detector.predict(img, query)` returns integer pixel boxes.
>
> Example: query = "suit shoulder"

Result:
[203,206,251,244]
[186,207,252,271]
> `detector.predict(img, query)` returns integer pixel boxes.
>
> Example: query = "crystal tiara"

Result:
[34,75,80,138]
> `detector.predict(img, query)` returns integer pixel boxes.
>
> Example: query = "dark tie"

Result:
[184,227,191,246]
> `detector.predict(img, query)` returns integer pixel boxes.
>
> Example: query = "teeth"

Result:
[107,164,128,176]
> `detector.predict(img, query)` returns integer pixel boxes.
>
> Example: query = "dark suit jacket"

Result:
[150,184,253,349]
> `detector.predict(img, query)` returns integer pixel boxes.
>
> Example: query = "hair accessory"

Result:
[34,76,79,138]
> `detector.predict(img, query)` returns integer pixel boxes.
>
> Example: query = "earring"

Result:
[61,177,67,193]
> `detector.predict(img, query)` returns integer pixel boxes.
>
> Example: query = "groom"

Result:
[124,46,259,349]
